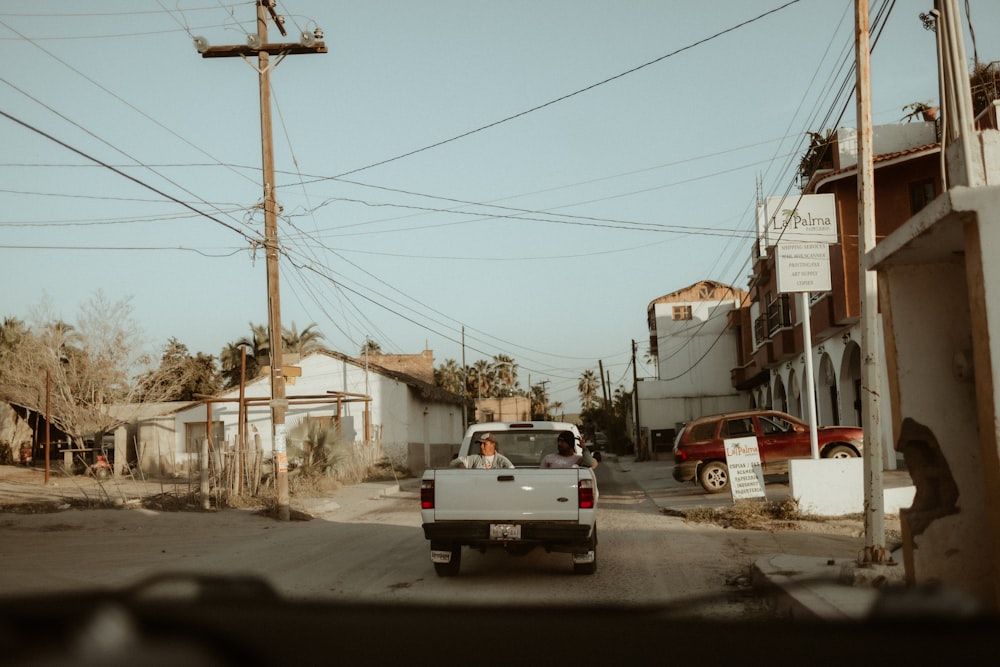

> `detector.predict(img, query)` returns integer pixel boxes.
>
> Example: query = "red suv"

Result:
[672,410,863,493]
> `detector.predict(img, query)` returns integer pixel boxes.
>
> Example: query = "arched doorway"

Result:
[816,352,839,425]
[839,341,862,426]
[773,374,788,414]
[788,368,801,418]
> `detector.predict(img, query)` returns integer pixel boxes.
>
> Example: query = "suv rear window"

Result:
[686,421,717,442]
[722,417,755,438]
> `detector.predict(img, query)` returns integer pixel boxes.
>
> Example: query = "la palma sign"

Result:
[759,193,837,247]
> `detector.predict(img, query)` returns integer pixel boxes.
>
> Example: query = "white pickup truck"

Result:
[420,421,599,576]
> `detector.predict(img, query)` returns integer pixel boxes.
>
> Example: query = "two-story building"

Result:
[636,280,748,452]
[730,120,941,467]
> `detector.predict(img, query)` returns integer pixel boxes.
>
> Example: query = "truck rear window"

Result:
[471,431,563,467]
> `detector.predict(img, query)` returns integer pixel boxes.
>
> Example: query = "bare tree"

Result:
[0,292,188,446]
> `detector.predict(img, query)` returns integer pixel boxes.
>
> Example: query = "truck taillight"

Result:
[420,479,435,510]
[578,479,595,509]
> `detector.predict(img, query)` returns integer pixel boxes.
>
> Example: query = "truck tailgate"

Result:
[431,469,584,521]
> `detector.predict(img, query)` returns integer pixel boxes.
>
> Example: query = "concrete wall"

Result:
[834,122,937,169]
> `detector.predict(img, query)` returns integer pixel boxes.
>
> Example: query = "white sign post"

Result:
[725,436,766,501]
[774,242,832,460]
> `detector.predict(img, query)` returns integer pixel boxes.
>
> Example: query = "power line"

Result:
[303,0,804,180]
[0,108,257,242]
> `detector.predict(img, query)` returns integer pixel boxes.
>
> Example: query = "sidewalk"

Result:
[618,453,911,620]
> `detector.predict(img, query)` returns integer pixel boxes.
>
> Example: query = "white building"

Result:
[636,280,748,452]
[132,349,465,478]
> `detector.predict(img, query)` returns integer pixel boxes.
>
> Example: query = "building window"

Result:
[909,178,936,215]
[672,305,692,321]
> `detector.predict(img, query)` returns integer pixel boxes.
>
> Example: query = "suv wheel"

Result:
[825,445,858,459]
[698,461,729,493]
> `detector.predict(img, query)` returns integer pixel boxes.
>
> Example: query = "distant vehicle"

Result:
[593,431,609,450]
[672,409,863,493]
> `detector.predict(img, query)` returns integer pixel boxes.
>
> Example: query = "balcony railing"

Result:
[755,295,792,345]
[766,294,792,335]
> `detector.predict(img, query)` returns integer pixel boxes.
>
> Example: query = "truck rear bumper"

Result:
[423,521,592,545]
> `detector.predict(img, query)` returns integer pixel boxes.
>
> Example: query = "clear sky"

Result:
[2,1,998,412]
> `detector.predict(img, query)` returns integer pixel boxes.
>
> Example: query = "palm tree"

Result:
[36,320,84,366]
[613,385,632,419]
[0,317,28,361]
[220,342,256,389]
[470,359,491,398]
[530,382,550,420]
[578,369,600,411]
[221,322,269,384]
[237,322,271,365]
[434,359,464,395]
[283,322,325,356]
[491,354,517,397]
[360,338,382,357]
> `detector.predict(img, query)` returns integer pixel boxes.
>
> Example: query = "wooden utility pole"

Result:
[631,340,643,461]
[855,0,886,560]
[198,1,326,520]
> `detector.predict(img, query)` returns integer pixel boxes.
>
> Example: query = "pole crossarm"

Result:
[200,43,327,58]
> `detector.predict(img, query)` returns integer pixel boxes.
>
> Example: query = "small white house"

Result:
[133,350,464,477]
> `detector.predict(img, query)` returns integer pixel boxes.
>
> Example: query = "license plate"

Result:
[489,523,521,541]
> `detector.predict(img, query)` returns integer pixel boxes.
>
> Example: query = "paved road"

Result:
[0,458,875,618]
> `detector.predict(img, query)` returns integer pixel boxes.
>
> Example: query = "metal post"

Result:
[202,399,212,510]
[800,292,820,459]
[45,370,50,484]
[856,0,885,559]
[461,326,468,427]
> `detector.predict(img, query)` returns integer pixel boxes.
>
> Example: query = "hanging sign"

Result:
[759,193,837,247]
[775,242,832,293]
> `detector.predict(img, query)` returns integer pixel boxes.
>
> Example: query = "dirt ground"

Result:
[0,464,250,512]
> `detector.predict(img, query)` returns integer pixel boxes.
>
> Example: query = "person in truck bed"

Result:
[541,431,598,469]
[449,432,515,469]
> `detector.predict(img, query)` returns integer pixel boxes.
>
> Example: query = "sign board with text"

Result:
[759,193,837,247]
[775,242,832,293]
[724,437,766,501]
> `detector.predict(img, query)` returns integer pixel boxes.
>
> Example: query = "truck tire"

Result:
[573,527,597,575]
[432,542,461,577]
[698,461,729,493]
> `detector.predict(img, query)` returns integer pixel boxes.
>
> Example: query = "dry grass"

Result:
[679,498,825,530]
